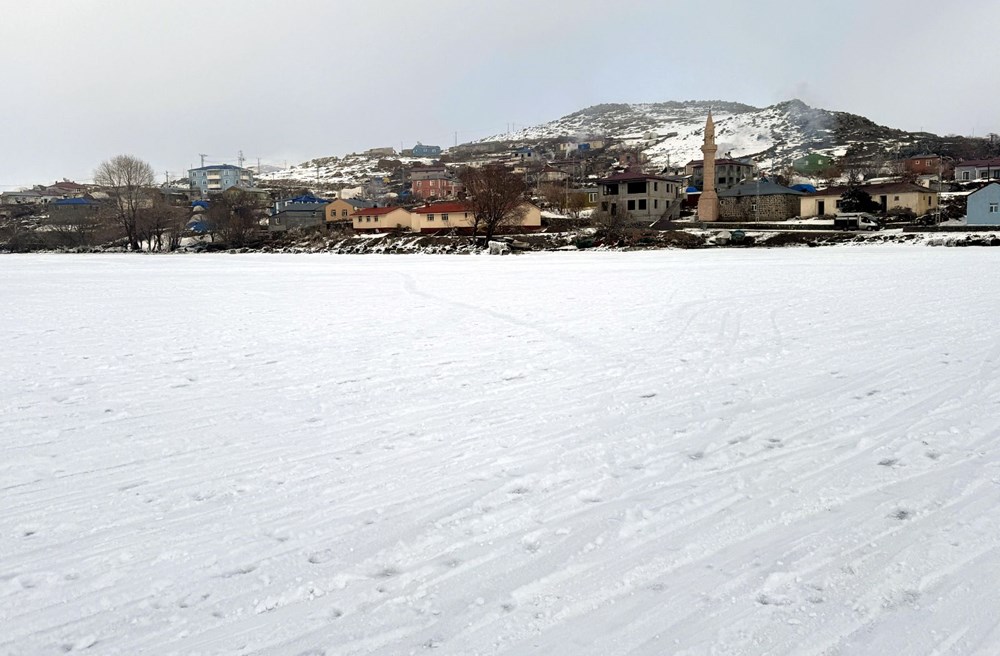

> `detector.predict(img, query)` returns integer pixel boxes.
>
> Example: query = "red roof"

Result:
[351,206,404,216]
[412,202,473,214]
[956,158,1000,167]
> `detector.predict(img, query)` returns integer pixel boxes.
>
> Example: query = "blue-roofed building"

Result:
[269,194,331,232]
[48,196,100,223]
[187,164,254,195]
[411,143,442,158]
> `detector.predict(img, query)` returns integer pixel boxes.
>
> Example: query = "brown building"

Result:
[902,154,946,176]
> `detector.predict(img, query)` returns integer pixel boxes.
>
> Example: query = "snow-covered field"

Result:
[3,250,1000,656]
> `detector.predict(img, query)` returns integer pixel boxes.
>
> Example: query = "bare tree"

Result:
[538,183,569,213]
[566,191,590,218]
[93,155,155,250]
[206,189,268,247]
[137,197,188,251]
[460,164,528,241]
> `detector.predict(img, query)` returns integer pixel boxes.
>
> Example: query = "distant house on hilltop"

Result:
[791,153,834,176]
[364,147,397,158]
[44,180,89,198]
[411,143,442,158]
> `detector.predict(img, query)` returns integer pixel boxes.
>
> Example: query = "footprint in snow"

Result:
[890,509,913,521]
[877,458,899,467]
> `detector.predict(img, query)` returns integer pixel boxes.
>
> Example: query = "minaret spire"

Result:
[697,111,720,222]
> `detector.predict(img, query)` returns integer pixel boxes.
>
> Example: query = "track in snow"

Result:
[2,249,1000,655]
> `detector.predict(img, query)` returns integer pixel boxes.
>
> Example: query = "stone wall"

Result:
[720,194,800,221]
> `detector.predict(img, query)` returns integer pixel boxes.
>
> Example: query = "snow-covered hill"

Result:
[479,99,919,170]
[257,99,958,187]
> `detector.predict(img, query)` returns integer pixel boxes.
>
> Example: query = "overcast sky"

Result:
[2,0,997,188]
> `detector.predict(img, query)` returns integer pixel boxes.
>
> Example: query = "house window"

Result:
[981,171,988,179]
[751,202,758,212]
[963,171,971,180]
[894,196,900,201]
[653,182,658,191]
[601,202,608,211]
[626,181,647,194]
[638,199,647,210]
[366,217,371,222]
[427,214,434,221]
[990,203,998,213]
[627,199,636,211]
[442,214,449,221]
[374,217,379,222]
[342,209,348,217]
[654,199,658,209]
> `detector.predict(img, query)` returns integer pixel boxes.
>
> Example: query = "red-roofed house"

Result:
[410,165,463,200]
[351,206,413,232]
[954,158,1000,182]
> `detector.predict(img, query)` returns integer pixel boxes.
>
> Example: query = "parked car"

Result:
[834,213,881,231]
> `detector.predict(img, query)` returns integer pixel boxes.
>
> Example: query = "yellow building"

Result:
[351,207,413,232]
[410,202,542,233]
[325,198,374,225]
[800,182,938,217]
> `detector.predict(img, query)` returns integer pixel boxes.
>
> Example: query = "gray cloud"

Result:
[1,0,997,187]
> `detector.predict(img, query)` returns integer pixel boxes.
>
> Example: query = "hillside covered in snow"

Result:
[257,99,993,189]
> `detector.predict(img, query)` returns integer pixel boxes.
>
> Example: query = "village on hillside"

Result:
[3,103,1000,252]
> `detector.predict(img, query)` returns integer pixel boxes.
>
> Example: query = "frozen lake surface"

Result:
[3,249,1000,655]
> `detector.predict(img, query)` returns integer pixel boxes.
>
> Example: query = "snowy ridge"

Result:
[256,99,928,187]
[479,99,911,170]
[3,251,1000,655]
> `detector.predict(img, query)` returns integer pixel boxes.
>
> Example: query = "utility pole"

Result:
[199,153,207,168]
[165,170,169,186]
[257,157,261,174]
[238,150,245,168]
